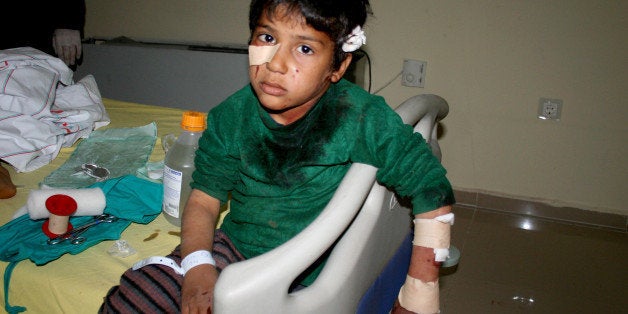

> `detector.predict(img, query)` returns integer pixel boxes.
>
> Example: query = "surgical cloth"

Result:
[0,47,110,172]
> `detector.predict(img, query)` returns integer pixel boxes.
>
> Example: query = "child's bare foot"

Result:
[0,163,17,199]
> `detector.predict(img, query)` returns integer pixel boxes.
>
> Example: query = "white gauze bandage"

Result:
[413,213,454,262]
[398,275,440,314]
[248,45,280,66]
[26,188,106,219]
[342,26,366,52]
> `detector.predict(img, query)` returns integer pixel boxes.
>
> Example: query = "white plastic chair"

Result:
[214,94,450,314]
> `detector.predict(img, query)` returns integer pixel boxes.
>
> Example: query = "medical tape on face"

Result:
[413,213,454,262]
[248,44,280,66]
[398,275,440,314]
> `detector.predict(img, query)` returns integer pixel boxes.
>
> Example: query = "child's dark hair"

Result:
[249,0,371,70]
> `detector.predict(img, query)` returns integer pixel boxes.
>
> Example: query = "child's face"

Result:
[249,7,352,125]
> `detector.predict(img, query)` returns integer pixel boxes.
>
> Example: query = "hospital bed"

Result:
[0,93,449,313]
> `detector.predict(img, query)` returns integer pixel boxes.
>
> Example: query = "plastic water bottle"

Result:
[162,111,206,226]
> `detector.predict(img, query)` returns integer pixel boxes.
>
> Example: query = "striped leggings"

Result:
[99,229,245,313]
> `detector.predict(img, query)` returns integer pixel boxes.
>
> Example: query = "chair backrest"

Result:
[213,94,449,314]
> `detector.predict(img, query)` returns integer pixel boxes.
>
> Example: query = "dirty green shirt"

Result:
[191,79,454,284]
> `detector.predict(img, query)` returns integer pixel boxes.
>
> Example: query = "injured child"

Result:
[101,0,455,313]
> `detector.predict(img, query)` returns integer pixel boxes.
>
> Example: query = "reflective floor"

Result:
[440,205,628,313]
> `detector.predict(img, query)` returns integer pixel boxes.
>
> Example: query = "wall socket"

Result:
[538,98,563,120]
[402,59,427,87]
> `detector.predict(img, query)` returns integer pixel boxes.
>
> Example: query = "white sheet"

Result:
[0,47,110,172]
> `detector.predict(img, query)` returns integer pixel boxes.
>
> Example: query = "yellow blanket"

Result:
[0,99,187,313]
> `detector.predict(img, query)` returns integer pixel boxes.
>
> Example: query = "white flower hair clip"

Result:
[342,26,366,52]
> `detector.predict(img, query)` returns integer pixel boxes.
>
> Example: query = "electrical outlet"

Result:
[402,59,426,87]
[538,98,563,120]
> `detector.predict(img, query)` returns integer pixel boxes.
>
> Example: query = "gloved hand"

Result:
[52,28,82,66]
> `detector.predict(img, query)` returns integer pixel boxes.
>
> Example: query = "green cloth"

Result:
[0,175,162,313]
[191,79,454,284]
[0,175,162,265]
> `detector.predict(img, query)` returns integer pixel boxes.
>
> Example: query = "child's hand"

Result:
[181,264,219,314]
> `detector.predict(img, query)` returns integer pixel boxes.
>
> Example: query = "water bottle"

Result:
[162,111,206,226]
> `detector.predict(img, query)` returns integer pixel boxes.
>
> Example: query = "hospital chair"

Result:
[214,94,451,314]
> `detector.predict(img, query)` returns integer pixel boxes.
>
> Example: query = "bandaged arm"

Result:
[394,206,453,314]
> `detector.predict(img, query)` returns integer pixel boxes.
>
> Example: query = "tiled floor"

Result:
[440,205,628,313]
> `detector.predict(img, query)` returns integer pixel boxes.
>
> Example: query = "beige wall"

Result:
[85,0,627,215]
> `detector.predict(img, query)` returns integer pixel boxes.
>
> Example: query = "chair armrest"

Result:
[213,163,378,313]
[396,94,449,160]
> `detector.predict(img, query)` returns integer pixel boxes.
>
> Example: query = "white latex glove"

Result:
[52,29,82,66]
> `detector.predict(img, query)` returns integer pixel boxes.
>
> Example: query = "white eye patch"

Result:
[248,45,280,66]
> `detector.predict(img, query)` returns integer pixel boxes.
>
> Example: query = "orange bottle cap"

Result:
[181,111,206,132]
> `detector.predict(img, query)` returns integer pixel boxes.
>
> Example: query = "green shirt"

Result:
[191,79,454,284]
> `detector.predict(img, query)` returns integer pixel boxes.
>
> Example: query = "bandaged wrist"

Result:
[398,275,440,314]
[181,250,216,274]
[413,213,454,262]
